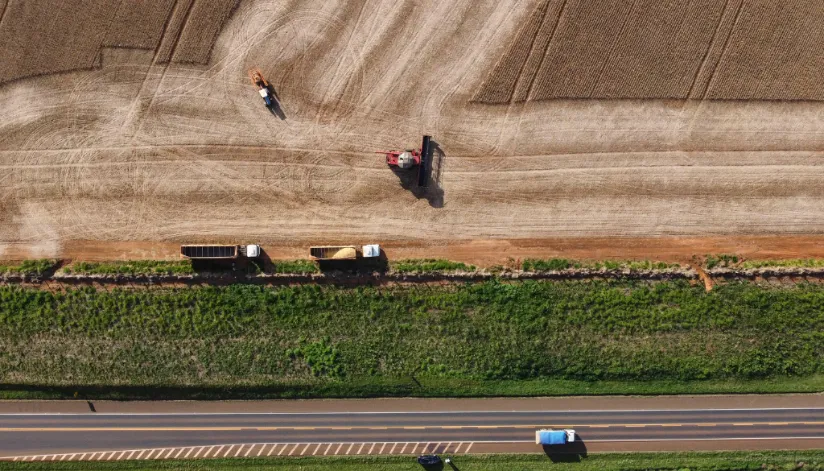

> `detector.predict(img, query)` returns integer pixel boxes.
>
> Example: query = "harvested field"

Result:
[0,0,823,261]
[474,0,824,102]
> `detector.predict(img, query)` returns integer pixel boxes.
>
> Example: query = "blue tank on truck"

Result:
[535,429,576,445]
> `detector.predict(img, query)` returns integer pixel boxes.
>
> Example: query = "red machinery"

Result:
[380,148,421,169]
[378,135,432,187]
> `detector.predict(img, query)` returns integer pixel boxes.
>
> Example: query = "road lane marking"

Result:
[465,442,474,453]
[323,444,332,455]
[379,443,387,454]
[173,448,184,459]
[195,447,207,458]
[454,443,463,453]
[357,443,365,454]
[734,423,755,426]
[300,443,311,455]
[214,445,226,457]
[288,444,298,456]
[7,421,812,432]
[368,443,376,454]
[389,443,397,454]
[400,443,408,454]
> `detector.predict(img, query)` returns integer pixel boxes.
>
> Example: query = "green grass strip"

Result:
[2,451,824,470]
[0,259,57,275]
[390,259,475,273]
[740,258,824,269]
[0,279,823,399]
[62,260,194,275]
[523,259,678,271]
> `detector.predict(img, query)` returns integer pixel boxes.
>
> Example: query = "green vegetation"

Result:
[741,258,824,269]
[390,259,475,273]
[1,279,823,398]
[0,259,57,276]
[268,259,318,274]
[62,260,194,275]
[523,258,678,271]
[705,254,739,269]
[3,451,824,470]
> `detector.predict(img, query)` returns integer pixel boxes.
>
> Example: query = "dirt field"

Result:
[1,0,823,261]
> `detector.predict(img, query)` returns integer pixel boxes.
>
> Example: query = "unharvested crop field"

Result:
[1,280,823,397]
[0,0,238,84]
[0,0,823,261]
[474,0,824,102]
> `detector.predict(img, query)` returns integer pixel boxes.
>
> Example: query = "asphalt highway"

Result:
[2,406,824,458]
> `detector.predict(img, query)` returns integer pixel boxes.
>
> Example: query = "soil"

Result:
[1,0,823,262]
[2,236,824,269]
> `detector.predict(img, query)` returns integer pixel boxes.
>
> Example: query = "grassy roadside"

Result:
[1,279,823,399]
[62,260,195,275]
[2,451,824,470]
[0,259,57,275]
[2,375,824,401]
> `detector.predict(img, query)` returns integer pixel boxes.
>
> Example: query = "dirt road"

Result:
[1,0,823,260]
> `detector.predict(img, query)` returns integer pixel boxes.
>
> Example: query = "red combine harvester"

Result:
[379,135,432,187]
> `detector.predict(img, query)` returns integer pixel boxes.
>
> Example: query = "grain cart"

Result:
[181,244,260,259]
[309,244,380,260]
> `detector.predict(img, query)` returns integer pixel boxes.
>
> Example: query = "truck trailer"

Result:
[180,244,260,259]
[535,429,576,446]
[309,244,380,261]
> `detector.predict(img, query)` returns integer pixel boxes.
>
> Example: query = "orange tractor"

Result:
[248,68,274,108]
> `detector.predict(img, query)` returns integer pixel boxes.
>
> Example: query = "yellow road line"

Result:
[1,421,819,433]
